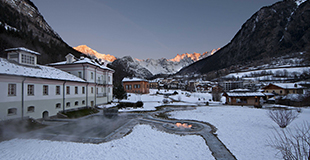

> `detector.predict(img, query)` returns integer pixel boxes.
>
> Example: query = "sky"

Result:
[31,0,279,59]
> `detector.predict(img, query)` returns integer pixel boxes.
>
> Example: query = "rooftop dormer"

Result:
[66,53,76,63]
[5,47,40,66]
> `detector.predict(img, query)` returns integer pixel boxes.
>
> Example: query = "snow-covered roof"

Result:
[225,92,265,97]
[5,47,41,55]
[50,57,114,72]
[264,93,274,96]
[272,83,304,89]
[230,88,250,92]
[122,77,148,82]
[282,94,305,102]
[0,58,85,82]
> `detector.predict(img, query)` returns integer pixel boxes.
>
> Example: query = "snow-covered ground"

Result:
[0,125,214,160]
[226,66,310,79]
[1,90,309,160]
[170,105,310,160]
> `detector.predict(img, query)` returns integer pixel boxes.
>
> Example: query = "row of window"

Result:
[8,84,97,96]
[125,84,148,90]
[7,100,89,115]
[265,90,297,94]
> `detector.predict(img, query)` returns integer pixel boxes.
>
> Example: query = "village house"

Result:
[122,77,149,94]
[223,89,265,106]
[262,83,304,96]
[0,48,114,121]
[149,78,161,89]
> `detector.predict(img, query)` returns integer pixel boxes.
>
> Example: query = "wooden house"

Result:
[223,89,265,106]
[122,78,149,94]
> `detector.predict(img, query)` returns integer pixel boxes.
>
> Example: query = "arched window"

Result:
[56,103,61,109]
[66,102,71,108]
[75,101,79,106]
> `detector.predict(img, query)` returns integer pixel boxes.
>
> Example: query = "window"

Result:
[134,84,140,88]
[28,84,34,96]
[126,85,132,90]
[8,108,17,115]
[56,103,61,109]
[108,76,111,82]
[43,85,48,95]
[293,90,295,93]
[82,87,85,94]
[8,84,16,96]
[75,86,78,94]
[56,86,60,95]
[91,72,94,79]
[108,88,111,93]
[27,106,35,112]
[280,90,283,94]
[78,72,82,78]
[91,87,93,94]
[66,102,70,108]
[21,54,34,65]
[82,100,85,105]
[75,101,79,106]
[66,86,70,95]
[97,88,99,94]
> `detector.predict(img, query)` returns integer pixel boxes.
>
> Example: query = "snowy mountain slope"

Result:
[135,48,220,75]
[76,44,220,75]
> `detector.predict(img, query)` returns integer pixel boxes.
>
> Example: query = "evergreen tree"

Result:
[113,84,127,100]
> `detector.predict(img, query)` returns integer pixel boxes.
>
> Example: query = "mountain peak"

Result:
[74,45,116,62]
[169,49,220,62]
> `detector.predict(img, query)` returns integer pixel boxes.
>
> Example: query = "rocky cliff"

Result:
[0,0,82,64]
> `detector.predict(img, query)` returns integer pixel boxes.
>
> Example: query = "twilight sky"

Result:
[31,0,279,59]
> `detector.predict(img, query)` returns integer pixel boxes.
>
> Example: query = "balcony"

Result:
[97,93,107,97]
[96,80,107,85]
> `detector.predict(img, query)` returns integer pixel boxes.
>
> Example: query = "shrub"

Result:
[136,101,143,108]
[269,122,310,160]
[267,109,299,128]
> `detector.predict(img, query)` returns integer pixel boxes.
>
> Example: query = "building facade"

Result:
[50,53,114,103]
[122,78,149,94]
[0,48,114,121]
[262,83,304,96]
[223,89,265,106]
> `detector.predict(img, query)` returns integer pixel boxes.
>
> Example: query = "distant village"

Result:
[1,47,310,121]
[123,70,310,107]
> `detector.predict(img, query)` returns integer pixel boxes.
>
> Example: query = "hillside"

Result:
[178,0,310,76]
[0,0,82,64]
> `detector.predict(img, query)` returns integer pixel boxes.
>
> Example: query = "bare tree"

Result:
[268,109,299,128]
[269,122,310,160]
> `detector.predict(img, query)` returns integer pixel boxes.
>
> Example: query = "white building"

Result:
[49,53,114,103]
[0,48,114,121]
